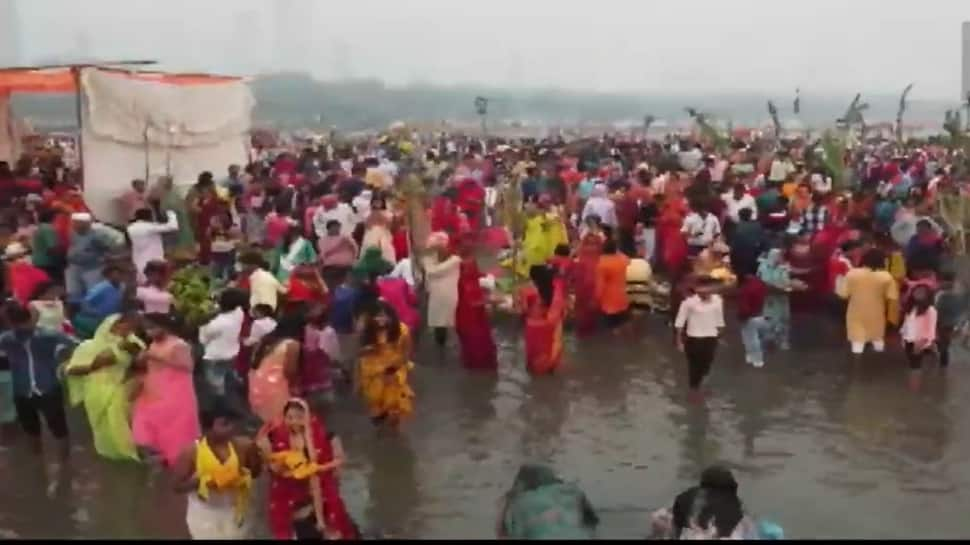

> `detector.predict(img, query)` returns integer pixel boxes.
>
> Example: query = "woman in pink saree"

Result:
[131,314,200,466]
[249,316,303,425]
[377,276,420,335]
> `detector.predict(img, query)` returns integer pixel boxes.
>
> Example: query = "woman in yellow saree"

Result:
[515,198,569,278]
[356,301,415,430]
[884,241,907,328]
[64,313,145,461]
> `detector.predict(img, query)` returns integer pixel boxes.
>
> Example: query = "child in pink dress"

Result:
[135,261,174,314]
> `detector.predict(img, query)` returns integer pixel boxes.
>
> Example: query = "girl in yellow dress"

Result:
[356,301,414,430]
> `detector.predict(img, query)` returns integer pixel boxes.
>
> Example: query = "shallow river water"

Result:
[1,309,968,539]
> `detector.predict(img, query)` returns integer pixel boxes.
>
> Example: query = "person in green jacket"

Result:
[498,464,599,539]
[31,209,64,281]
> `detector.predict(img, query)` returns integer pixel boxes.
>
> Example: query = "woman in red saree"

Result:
[657,197,689,278]
[391,216,410,262]
[189,179,225,265]
[286,265,329,314]
[787,232,821,313]
[520,264,566,375]
[455,177,486,233]
[572,217,605,337]
[455,239,498,371]
[257,398,358,540]
[430,192,464,250]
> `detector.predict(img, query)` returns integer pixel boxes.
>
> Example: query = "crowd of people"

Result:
[0,127,968,539]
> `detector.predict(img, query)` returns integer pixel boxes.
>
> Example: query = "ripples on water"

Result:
[1,312,968,538]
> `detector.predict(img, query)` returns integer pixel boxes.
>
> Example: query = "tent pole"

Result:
[72,67,84,188]
[143,122,150,183]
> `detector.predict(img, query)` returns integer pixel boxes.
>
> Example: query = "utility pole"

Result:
[965,92,970,133]
[475,96,489,137]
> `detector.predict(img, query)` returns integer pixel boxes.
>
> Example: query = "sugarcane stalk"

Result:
[895,83,914,146]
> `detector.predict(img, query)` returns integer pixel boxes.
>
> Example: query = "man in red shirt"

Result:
[4,242,50,306]
[737,271,768,368]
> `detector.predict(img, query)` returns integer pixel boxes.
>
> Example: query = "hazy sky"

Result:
[12,0,970,100]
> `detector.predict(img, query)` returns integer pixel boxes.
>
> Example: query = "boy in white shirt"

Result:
[198,290,246,398]
[674,278,725,404]
[243,304,278,348]
[681,206,721,256]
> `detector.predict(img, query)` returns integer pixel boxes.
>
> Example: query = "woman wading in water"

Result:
[256,398,358,540]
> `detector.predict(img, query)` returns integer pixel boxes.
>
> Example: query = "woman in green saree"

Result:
[271,224,318,284]
[153,175,197,260]
[64,314,145,462]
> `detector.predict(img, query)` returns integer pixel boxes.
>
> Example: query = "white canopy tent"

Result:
[79,68,254,224]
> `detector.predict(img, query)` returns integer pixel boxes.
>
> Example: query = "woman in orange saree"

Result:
[520,264,566,375]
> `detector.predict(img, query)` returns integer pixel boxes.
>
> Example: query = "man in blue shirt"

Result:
[328,270,360,386]
[0,304,77,454]
[521,166,543,203]
[329,274,360,336]
[72,264,127,339]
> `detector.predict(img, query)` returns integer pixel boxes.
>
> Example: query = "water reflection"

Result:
[362,434,419,538]
[518,375,570,461]
[1,314,969,538]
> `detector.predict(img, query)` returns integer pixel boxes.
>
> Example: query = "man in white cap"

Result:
[65,212,116,305]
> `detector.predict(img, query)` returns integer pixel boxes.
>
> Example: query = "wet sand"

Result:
[0,310,968,539]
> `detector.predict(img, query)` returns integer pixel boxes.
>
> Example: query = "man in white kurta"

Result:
[127,208,179,282]
[422,233,461,347]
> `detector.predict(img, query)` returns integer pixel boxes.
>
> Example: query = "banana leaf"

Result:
[685,107,730,154]
[820,131,847,191]
[169,265,217,334]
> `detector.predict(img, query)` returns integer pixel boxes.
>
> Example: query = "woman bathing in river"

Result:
[650,465,782,540]
[256,398,358,540]
[356,301,415,430]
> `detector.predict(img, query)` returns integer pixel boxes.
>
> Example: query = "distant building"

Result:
[0,1,23,67]
[963,22,970,102]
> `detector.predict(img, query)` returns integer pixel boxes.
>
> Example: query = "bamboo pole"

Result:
[72,67,84,186]
[143,121,150,182]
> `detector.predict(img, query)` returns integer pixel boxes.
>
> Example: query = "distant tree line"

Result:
[10,71,955,132]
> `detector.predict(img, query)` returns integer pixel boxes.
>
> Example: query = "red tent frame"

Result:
[0,62,244,182]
